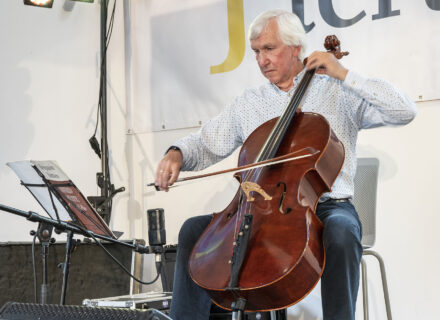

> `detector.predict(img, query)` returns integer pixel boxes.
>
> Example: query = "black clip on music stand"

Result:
[3,161,149,305]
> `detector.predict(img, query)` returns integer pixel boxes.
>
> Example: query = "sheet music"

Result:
[31,160,69,181]
[7,160,72,221]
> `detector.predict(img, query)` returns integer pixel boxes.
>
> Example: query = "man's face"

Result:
[250,19,300,91]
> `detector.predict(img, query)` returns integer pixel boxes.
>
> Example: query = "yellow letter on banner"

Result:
[210,0,245,74]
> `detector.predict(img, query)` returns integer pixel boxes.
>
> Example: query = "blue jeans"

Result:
[169,200,362,320]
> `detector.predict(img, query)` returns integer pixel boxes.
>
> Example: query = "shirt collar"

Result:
[270,68,307,96]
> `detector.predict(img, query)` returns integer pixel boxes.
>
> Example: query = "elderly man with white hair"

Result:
[155,9,416,320]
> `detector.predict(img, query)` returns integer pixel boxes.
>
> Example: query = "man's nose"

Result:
[258,52,269,67]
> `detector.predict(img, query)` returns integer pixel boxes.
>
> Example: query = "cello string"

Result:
[243,69,314,183]
[260,69,315,161]
[236,69,315,239]
[237,70,314,231]
[241,70,313,184]
[256,69,314,165]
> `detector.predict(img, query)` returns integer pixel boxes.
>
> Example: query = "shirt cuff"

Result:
[343,70,367,92]
[171,142,192,171]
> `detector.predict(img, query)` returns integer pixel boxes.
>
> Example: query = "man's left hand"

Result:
[306,51,348,81]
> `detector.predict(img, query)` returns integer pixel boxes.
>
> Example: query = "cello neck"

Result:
[254,35,349,164]
[255,68,316,163]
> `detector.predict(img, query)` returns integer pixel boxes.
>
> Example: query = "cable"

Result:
[86,1,154,286]
[91,0,116,137]
[31,233,38,303]
[89,0,118,220]
[106,0,116,48]
[90,0,117,157]
[73,223,162,286]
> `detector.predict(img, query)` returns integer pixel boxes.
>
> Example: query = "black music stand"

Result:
[7,160,117,305]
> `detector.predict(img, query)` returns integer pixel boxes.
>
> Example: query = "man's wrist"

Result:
[165,146,181,155]
[338,68,348,81]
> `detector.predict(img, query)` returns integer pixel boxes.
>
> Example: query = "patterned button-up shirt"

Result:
[173,69,417,199]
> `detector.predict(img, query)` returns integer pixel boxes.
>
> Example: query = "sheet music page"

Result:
[7,160,72,221]
[31,160,69,181]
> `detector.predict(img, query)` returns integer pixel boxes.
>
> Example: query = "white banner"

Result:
[126,0,440,133]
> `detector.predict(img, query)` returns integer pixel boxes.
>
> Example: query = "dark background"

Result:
[0,241,135,306]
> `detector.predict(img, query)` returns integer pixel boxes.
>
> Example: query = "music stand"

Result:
[8,160,115,238]
[7,160,116,304]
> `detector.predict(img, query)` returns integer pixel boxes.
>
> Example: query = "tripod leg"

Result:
[40,243,50,304]
[60,231,74,305]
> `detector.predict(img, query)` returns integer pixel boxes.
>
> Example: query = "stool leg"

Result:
[361,257,369,320]
[364,250,392,320]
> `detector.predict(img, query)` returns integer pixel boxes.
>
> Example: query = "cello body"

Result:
[188,111,345,311]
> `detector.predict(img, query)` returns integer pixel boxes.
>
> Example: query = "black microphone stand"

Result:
[0,204,153,304]
[87,0,125,225]
[59,230,75,305]
[30,222,55,304]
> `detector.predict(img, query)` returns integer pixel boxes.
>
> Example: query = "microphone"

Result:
[147,209,168,290]
[89,136,101,158]
[147,208,166,247]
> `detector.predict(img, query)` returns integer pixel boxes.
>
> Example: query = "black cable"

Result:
[85,0,154,285]
[82,226,162,285]
[93,0,117,134]
[101,0,116,175]
[90,0,117,155]
[31,233,38,303]
[106,1,116,48]
[51,180,157,285]
[97,0,118,218]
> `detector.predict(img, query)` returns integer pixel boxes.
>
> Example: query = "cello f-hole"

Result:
[276,182,292,214]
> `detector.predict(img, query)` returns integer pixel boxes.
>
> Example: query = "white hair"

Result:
[248,10,307,61]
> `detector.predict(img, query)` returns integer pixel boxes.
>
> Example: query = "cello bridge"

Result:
[240,182,273,202]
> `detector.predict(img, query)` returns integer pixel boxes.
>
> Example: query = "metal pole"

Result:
[100,0,111,224]
[60,231,74,305]
[36,222,54,304]
[40,243,50,304]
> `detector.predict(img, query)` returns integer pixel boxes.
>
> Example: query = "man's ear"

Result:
[292,46,302,59]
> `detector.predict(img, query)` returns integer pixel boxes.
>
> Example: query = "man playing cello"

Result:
[155,9,416,320]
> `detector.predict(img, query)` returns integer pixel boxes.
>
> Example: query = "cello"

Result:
[188,36,347,312]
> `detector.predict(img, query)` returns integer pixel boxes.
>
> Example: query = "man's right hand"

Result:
[155,149,183,191]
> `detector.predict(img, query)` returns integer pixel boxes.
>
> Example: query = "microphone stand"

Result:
[31,222,55,304]
[0,204,153,304]
[59,230,75,305]
[87,0,125,225]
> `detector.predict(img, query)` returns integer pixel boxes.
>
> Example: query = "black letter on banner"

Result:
[372,0,400,20]
[292,0,315,33]
[426,0,440,10]
[318,0,366,28]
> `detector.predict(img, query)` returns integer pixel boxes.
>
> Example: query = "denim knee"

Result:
[323,212,362,255]
[178,215,211,249]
